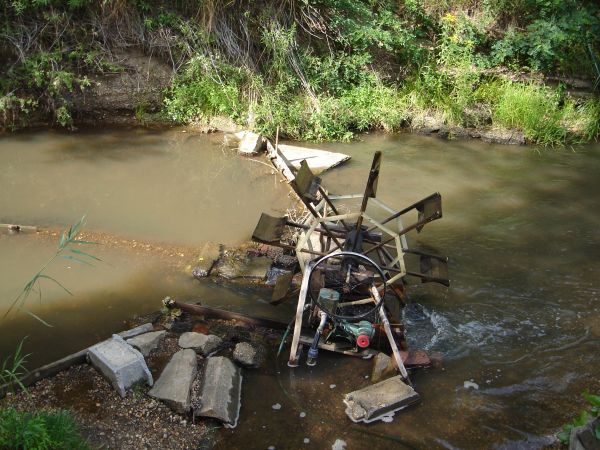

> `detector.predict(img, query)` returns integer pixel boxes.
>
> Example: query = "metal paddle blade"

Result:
[252,213,287,244]
[418,254,450,286]
[416,193,442,232]
[290,160,322,202]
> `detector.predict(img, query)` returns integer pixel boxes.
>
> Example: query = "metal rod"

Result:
[370,286,411,384]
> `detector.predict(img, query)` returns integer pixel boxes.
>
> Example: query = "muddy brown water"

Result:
[1,129,600,449]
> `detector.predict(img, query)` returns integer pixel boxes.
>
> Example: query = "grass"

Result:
[0,408,89,450]
[0,338,29,394]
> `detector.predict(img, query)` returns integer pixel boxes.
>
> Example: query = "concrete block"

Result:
[126,330,166,357]
[233,342,263,368]
[179,332,222,356]
[193,356,242,427]
[343,375,420,423]
[118,323,154,339]
[148,349,198,414]
[237,131,265,156]
[87,335,153,397]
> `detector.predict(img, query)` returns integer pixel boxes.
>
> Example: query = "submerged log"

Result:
[169,300,290,331]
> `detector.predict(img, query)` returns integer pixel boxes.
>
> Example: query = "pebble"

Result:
[332,439,347,450]
[299,412,306,418]
[329,384,336,389]
[304,438,310,444]
[272,403,282,410]
[464,380,479,390]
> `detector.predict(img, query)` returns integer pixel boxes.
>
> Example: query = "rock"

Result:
[237,131,265,156]
[371,353,396,383]
[192,242,221,278]
[233,342,263,368]
[87,335,153,397]
[343,375,420,423]
[569,416,600,450]
[179,332,222,356]
[277,144,350,174]
[479,128,525,145]
[126,330,166,357]
[148,349,198,414]
[216,255,272,280]
[193,356,242,427]
[411,114,447,135]
[118,323,154,339]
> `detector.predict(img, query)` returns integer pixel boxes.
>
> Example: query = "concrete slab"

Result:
[148,349,198,414]
[343,375,420,423]
[277,144,350,174]
[193,356,242,427]
[87,335,153,397]
[179,332,222,356]
[126,330,166,357]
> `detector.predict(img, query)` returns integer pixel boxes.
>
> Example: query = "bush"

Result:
[0,408,89,450]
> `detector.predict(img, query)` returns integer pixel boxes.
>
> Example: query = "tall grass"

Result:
[0,338,29,394]
[491,81,600,146]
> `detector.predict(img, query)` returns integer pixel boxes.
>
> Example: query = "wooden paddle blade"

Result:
[252,213,287,244]
[290,160,322,202]
[418,254,449,286]
[365,151,382,199]
[416,193,442,232]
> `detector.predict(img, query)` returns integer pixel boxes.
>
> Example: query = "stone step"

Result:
[148,349,198,414]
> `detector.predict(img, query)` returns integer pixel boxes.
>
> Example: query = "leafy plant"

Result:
[0,408,89,450]
[557,392,600,444]
[3,215,99,326]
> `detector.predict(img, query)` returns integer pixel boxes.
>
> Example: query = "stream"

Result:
[1,128,599,449]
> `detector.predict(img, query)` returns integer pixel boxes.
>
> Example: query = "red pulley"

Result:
[356,334,370,348]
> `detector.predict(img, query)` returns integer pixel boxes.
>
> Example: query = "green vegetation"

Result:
[557,392,600,444]
[0,408,89,449]
[0,338,29,394]
[1,0,599,145]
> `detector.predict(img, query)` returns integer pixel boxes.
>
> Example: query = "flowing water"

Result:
[1,129,599,449]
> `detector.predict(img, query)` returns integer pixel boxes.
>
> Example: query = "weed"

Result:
[0,408,89,450]
[0,338,29,394]
[557,392,600,444]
